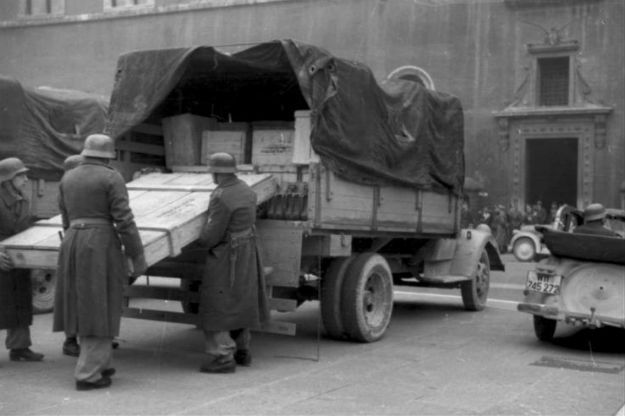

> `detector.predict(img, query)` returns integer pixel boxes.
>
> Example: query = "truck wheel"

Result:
[180,279,200,314]
[320,256,355,340]
[31,269,56,314]
[513,238,536,262]
[461,250,490,311]
[533,315,556,341]
[341,253,393,343]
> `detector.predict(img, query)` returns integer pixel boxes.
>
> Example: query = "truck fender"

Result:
[423,228,504,280]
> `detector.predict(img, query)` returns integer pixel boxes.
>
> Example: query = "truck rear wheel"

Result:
[31,269,56,314]
[341,253,393,343]
[533,315,556,342]
[320,256,355,340]
[461,250,490,311]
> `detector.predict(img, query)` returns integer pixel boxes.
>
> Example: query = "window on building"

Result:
[20,0,64,16]
[103,0,154,10]
[537,56,570,106]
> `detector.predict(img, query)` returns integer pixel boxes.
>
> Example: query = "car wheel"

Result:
[513,237,536,262]
[533,315,556,342]
[31,269,56,314]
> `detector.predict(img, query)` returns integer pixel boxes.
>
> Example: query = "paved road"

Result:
[1,256,623,416]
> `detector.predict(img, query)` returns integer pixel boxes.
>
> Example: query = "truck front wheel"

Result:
[31,269,56,314]
[461,250,490,311]
[341,253,393,343]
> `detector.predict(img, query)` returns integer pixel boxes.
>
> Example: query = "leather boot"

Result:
[63,337,80,357]
[76,377,112,391]
[234,349,251,366]
[10,348,44,362]
[199,356,236,374]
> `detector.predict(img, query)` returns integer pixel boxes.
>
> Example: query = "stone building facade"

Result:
[1,0,623,209]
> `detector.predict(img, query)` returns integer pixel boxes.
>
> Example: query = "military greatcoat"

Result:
[53,160,143,337]
[199,176,270,331]
[0,182,33,329]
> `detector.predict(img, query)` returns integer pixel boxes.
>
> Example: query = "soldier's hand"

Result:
[130,253,148,277]
[0,252,14,271]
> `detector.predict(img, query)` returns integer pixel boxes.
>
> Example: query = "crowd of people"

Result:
[461,199,562,253]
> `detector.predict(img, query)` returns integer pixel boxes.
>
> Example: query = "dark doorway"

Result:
[526,138,577,210]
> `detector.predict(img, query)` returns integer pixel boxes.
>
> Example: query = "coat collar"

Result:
[218,175,240,189]
[0,181,25,207]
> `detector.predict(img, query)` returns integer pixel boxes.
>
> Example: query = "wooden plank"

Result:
[124,285,199,302]
[377,185,419,231]
[260,320,296,336]
[256,220,303,287]
[123,307,199,325]
[268,297,298,312]
[116,140,165,156]
[132,123,163,136]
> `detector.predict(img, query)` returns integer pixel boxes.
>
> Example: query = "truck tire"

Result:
[320,256,355,340]
[31,269,56,314]
[341,253,393,343]
[461,250,490,311]
[533,315,556,342]
[513,237,536,262]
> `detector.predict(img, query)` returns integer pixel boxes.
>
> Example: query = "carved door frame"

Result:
[508,117,595,210]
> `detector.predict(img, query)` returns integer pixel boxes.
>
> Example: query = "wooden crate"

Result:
[201,130,245,166]
[292,110,319,165]
[0,172,278,269]
[252,126,295,167]
[162,114,216,168]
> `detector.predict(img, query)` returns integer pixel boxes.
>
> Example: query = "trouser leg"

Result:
[75,336,112,382]
[229,328,251,351]
[203,330,236,361]
[5,327,32,350]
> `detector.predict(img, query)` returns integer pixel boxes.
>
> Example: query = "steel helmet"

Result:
[81,134,116,159]
[0,157,29,183]
[583,203,607,222]
[207,152,237,173]
[63,154,84,171]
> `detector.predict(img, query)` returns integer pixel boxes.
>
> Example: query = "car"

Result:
[517,207,625,341]
[508,205,582,262]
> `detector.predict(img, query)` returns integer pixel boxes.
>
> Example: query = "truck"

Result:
[0,40,504,342]
[0,74,108,313]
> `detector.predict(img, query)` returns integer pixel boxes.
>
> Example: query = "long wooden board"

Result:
[0,172,277,269]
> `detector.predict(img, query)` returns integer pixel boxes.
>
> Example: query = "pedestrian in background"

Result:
[53,135,146,390]
[198,152,270,374]
[0,157,45,362]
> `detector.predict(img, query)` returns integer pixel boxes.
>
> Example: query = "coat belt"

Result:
[69,217,112,228]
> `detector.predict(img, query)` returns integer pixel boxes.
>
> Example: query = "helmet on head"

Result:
[63,155,84,171]
[583,203,607,222]
[81,134,116,159]
[207,152,237,173]
[0,157,29,183]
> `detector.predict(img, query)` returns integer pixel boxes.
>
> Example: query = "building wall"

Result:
[1,0,623,208]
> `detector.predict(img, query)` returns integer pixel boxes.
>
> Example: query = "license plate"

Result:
[526,271,561,294]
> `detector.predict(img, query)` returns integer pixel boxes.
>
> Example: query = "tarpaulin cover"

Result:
[0,75,108,181]
[106,39,464,194]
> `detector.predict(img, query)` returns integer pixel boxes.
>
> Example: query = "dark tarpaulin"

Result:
[105,39,464,194]
[0,75,108,181]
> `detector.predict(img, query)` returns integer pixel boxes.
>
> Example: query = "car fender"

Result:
[509,229,541,252]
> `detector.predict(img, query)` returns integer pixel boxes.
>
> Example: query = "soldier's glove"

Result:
[0,252,14,271]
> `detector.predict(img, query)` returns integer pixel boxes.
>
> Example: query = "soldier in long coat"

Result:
[198,153,269,374]
[0,157,44,362]
[53,134,146,390]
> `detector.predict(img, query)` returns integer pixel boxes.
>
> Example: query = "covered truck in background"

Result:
[0,75,108,312]
[1,40,504,341]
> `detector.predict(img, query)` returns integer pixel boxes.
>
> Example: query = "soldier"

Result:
[198,152,270,374]
[59,154,84,357]
[53,135,146,390]
[573,203,621,238]
[0,157,45,362]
